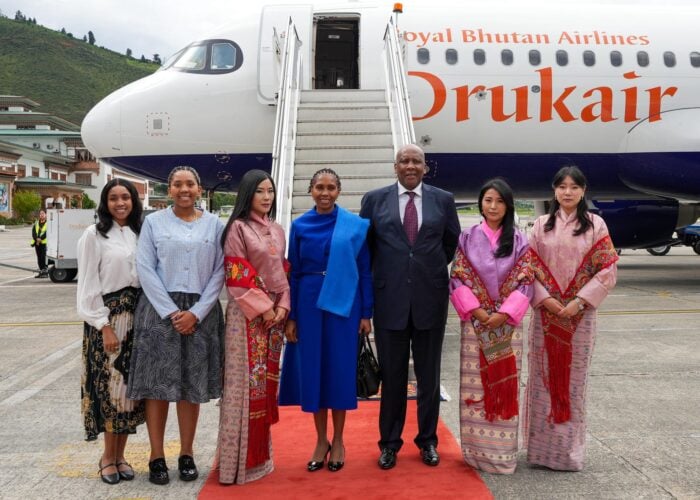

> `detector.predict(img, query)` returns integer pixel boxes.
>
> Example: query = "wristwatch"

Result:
[574,296,585,311]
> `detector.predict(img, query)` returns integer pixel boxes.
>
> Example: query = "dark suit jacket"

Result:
[360,183,460,331]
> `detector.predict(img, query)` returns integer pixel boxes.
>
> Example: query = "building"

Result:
[0,95,151,215]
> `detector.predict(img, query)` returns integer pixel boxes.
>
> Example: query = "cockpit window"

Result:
[166,39,243,74]
[211,43,236,69]
[173,44,207,71]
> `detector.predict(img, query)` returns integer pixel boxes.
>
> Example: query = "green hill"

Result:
[0,16,157,125]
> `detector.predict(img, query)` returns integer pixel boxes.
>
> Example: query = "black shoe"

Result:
[327,444,345,472]
[420,444,440,466]
[378,448,397,470]
[98,460,120,485]
[178,455,198,481]
[116,461,135,481]
[148,457,169,485]
[307,443,331,472]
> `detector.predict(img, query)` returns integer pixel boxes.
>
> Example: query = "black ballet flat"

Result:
[327,445,345,472]
[307,443,331,472]
[98,460,120,485]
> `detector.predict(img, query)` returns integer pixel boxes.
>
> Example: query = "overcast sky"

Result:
[0,0,232,60]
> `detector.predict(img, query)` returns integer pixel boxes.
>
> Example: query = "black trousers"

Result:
[374,312,445,452]
[35,244,46,271]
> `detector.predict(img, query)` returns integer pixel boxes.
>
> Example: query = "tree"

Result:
[82,193,97,209]
[210,192,237,211]
[13,190,41,221]
[14,10,25,21]
[60,27,66,34]
[82,35,87,42]
[126,48,133,58]
[153,53,162,65]
[140,54,146,62]
[88,31,95,45]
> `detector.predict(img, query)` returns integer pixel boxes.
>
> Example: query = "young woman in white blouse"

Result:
[76,179,146,485]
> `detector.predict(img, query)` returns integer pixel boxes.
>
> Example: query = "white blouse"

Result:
[76,224,140,330]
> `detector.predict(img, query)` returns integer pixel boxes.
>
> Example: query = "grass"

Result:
[0,17,157,125]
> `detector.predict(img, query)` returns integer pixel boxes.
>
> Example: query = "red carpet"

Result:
[199,400,493,500]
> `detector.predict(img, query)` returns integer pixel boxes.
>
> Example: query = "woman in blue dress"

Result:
[279,168,373,472]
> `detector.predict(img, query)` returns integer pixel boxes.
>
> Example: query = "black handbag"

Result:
[357,334,381,398]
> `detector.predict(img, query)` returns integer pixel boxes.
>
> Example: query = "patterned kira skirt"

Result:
[127,292,224,404]
[81,286,145,441]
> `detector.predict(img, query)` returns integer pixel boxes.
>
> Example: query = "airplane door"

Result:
[258,4,313,104]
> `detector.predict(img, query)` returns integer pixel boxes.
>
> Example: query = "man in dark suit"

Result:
[360,144,460,469]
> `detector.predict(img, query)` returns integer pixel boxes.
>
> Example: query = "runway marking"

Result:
[0,321,81,328]
[0,262,35,272]
[0,356,79,410]
[0,276,35,286]
[0,338,81,392]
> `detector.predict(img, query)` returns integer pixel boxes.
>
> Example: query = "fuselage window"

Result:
[610,51,623,67]
[168,39,243,74]
[501,49,513,66]
[583,50,595,67]
[528,49,541,66]
[664,51,676,67]
[690,51,700,68]
[637,51,650,67]
[211,43,236,69]
[473,49,486,65]
[417,48,430,64]
[446,48,458,65]
[556,50,568,66]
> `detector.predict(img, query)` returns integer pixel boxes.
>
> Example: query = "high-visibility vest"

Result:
[31,220,47,246]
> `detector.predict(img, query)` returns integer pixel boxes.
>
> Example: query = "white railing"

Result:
[383,17,416,153]
[270,19,303,236]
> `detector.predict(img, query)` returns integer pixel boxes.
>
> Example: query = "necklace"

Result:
[173,207,201,223]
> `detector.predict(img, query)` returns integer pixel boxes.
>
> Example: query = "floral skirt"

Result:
[82,286,145,441]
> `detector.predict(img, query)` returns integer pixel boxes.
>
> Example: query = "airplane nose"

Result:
[81,96,122,158]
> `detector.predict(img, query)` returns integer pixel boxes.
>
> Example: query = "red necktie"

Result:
[403,191,418,245]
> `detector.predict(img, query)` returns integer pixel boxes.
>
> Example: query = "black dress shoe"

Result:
[420,444,440,466]
[307,443,331,472]
[148,457,169,485]
[327,445,345,472]
[378,448,397,470]
[178,455,199,481]
[98,460,120,485]
[116,461,135,481]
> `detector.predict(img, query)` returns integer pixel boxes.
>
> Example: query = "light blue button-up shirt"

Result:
[136,207,224,320]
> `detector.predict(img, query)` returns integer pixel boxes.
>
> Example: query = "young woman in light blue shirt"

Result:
[127,166,225,485]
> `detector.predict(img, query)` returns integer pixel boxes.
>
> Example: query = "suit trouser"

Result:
[35,244,46,271]
[375,314,445,452]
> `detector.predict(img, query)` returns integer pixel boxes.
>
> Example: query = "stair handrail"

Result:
[270,18,303,236]
[383,17,416,154]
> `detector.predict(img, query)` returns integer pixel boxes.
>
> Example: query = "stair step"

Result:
[297,107,389,121]
[294,161,394,176]
[298,101,385,108]
[296,133,392,148]
[301,89,385,103]
[297,120,391,134]
[295,146,394,161]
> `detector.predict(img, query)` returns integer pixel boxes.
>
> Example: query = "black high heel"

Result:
[307,443,331,472]
[328,444,345,472]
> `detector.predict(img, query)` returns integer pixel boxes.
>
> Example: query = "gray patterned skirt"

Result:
[127,292,224,403]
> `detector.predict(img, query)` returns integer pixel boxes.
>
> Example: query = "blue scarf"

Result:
[316,206,369,318]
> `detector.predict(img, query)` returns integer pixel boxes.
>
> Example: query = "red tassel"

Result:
[544,323,573,424]
[246,420,270,468]
[471,350,519,422]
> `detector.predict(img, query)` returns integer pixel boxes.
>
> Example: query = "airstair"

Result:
[271,18,415,233]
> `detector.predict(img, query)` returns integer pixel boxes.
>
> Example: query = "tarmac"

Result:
[0,219,699,500]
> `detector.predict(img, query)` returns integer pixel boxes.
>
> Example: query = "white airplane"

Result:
[81,0,700,248]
